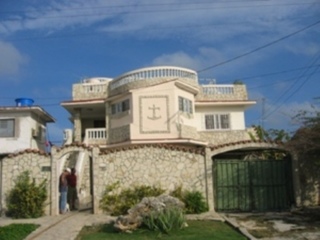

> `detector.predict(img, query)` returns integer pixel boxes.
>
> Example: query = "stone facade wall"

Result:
[298,158,320,206]
[199,129,253,145]
[95,145,207,213]
[109,125,130,144]
[1,152,51,215]
[1,141,314,216]
[179,124,199,139]
[109,77,198,97]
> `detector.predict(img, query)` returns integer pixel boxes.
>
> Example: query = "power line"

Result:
[266,52,320,108]
[6,16,317,42]
[219,64,320,83]
[0,1,271,14]
[264,53,320,119]
[1,1,316,16]
[196,19,320,73]
[247,71,320,89]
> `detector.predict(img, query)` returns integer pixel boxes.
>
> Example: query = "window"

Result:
[111,99,130,115]
[205,114,230,130]
[178,96,193,114]
[0,119,15,137]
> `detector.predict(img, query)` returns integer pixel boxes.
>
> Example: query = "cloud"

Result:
[261,100,319,131]
[0,0,116,35]
[0,41,27,76]
[1,0,316,42]
[285,41,320,56]
[150,45,266,81]
[151,51,202,70]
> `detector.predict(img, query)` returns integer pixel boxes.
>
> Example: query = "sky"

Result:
[0,0,319,145]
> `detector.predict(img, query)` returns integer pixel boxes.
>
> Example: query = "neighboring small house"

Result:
[0,99,55,215]
[0,98,55,155]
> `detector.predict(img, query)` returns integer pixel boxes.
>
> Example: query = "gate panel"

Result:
[215,159,292,212]
[215,160,250,211]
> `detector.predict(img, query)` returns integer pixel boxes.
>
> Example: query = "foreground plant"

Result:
[142,207,186,234]
[6,171,47,218]
[100,182,165,215]
[171,186,208,214]
[114,195,185,233]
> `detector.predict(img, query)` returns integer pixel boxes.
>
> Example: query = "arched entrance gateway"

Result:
[50,144,96,216]
[209,141,300,213]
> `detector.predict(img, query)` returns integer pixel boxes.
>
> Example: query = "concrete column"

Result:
[91,147,100,214]
[105,102,110,145]
[291,153,301,207]
[74,109,82,143]
[204,147,214,211]
[50,147,59,216]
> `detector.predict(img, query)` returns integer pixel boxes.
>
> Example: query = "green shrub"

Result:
[142,207,186,234]
[184,190,208,214]
[0,223,39,240]
[170,187,208,214]
[6,171,47,219]
[100,183,165,215]
[170,185,184,200]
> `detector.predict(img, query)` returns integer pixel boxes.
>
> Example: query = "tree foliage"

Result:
[247,125,290,160]
[249,125,290,142]
[286,100,320,160]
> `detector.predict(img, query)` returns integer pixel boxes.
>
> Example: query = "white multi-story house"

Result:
[0,98,55,155]
[61,66,256,147]
[0,67,303,215]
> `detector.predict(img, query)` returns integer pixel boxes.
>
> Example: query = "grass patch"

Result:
[76,220,246,240]
[0,223,39,240]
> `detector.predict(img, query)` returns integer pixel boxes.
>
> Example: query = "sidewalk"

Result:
[222,209,320,240]
[0,211,116,240]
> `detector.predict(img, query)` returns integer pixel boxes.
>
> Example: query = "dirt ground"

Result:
[223,207,320,240]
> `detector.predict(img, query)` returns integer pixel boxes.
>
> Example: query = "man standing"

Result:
[67,167,78,211]
[59,168,71,214]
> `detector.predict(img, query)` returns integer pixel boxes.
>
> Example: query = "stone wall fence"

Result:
[94,144,211,214]
[0,150,52,215]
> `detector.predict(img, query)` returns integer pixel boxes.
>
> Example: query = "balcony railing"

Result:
[197,84,247,101]
[82,83,107,94]
[84,128,107,144]
[73,82,109,100]
[202,85,234,95]
[110,66,198,90]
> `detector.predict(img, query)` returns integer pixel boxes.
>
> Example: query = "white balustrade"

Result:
[82,83,107,94]
[110,66,198,90]
[84,128,107,144]
[202,85,234,95]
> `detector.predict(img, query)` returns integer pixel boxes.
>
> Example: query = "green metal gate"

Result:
[214,159,293,212]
